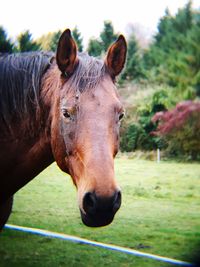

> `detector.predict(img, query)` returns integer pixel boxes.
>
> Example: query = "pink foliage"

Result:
[152,101,200,136]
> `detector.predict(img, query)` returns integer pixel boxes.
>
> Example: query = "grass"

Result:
[0,158,200,267]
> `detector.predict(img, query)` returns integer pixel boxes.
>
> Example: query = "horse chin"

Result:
[80,210,115,227]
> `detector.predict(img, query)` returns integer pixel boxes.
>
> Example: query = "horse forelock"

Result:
[67,53,106,93]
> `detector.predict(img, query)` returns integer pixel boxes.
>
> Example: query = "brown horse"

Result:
[0,29,127,228]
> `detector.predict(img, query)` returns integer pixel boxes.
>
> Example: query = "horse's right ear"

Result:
[56,29,78,76]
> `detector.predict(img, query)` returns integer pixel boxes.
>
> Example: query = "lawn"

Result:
[0,158,200,267]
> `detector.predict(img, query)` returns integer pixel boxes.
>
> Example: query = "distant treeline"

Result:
[1,1,200,160]
[1,2,199,89]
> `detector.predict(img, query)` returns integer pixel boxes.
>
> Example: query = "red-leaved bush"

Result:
[152,101,200,160]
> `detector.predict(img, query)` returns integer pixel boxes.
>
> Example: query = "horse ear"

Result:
[56,29,78,76]
[105,35,127,77]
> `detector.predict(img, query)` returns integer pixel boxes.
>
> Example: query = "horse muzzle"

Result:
[80,190,121,227]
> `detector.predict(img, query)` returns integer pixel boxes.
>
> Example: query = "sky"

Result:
[0,0,199,47]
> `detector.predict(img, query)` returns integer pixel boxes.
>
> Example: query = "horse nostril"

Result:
[82,190,121,217]
[113,190,122,213]
[83,192,97,215]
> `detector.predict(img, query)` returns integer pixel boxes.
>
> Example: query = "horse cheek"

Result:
[51,117,68,173]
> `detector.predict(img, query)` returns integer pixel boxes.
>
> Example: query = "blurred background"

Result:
[1,0,199,160]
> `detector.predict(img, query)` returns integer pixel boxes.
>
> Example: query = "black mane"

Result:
[0,52,53,126]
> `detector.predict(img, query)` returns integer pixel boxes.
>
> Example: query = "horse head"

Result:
[51,29,127,227]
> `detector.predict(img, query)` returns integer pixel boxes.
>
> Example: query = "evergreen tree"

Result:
[100,21,117,51]
[17,31,40,52]
[87,21,118,57]
[87,38,102,56]
[49,30,62,52]
[72,26,83,52]
[155,8,177,52]
[143,2,200,93]
[0,26,13,53]
[172,1,193,34]
[121,34,143,80]
[183,11,200,96]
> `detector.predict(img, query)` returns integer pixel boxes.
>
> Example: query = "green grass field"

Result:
[0,158,200,267]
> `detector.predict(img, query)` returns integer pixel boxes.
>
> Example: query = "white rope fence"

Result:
[4,224,194,266]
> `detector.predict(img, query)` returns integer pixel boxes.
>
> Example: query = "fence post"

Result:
[157,148,160,163]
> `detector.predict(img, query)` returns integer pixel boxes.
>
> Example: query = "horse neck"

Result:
[0,70,58,202]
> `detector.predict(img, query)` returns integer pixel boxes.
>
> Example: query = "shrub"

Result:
[120,123,144,152]
[152,101,200,160]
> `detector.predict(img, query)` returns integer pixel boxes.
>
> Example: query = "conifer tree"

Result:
[49,31,62,52]
[17,31,40,52]
[0,26,13,53]
[72,26,83,52]
[100,21,117,51]
[121,34,143,80]
[87,38,102,56]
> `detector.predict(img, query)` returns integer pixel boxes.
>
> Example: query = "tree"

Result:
[172,1,193,34]
[100,21,117,52]
[72,26,83,52]
[37,32,55,51]
[155,8,173,47]
[49,30,62,52]
[121,34,144,81]
[120,88,171,152]
[120,123,145,152]
[0,26,14,53]
[183,11,200,96]
[37,30,63,52]
[17,31,40,52]
[87,21,118,57]
[152,101,200,160]
[87,37,102,56]
[142,2,199,92]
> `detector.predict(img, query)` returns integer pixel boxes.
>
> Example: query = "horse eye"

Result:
[119,112,125,121]
[63,110,71,119]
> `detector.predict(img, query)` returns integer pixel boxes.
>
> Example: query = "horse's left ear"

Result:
[105,35,127,77]
[56,29,78,76]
